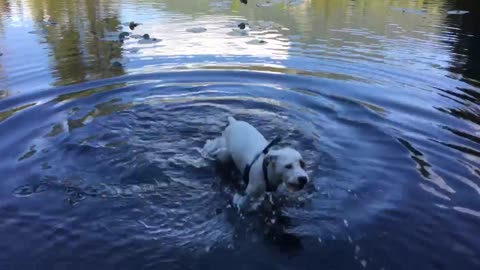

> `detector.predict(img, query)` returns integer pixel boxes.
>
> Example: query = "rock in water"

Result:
[186,27,207,33]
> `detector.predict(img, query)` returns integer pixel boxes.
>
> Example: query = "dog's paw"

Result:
[202,138,220,158]
[202,137,231,162]
[233,193,247,210]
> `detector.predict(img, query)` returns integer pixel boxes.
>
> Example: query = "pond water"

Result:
[1,0,480,269]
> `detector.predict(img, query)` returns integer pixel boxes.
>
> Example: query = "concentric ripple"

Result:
[1,0,480,269]
[0,66,476,269]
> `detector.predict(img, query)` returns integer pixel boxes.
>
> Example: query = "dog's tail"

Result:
[227,116,237,125]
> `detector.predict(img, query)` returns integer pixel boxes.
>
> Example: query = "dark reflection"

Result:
[223,199,304,256]
[258,200,304,255]
[0,0,10,34]
[215,161,303,255]
[0,0,8,92]
[437,104,480,131]
[436,0,480,157]
[28,0,125,85]
[398,138,431,178]
[446,0,480,82]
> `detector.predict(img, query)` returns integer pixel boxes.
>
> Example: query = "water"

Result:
[1,0,480,269]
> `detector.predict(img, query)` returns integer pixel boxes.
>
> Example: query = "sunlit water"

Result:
[1,0,480,269]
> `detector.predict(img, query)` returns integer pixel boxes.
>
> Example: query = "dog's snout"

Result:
[298,176,308,185]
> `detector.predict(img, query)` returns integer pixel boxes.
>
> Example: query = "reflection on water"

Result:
[2,0,475,89]
[1,0,480,270]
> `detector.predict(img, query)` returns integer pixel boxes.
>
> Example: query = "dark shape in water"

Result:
[65,191,86,206]
[143,33,150,39]
[118,31,129,40]
[129,21,139,30]
[83,186,99,196]
[238,22,247,29]
[34,183,50,193]
[111,61,123,68]
[12,185,35,197]
[240,0,248,4]
[44,20,58,26]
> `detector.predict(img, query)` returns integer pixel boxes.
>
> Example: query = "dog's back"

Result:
[223,117,268,170]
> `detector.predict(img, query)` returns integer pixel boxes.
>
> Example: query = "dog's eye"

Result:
[300,160,306,168]
[285,164,293,169]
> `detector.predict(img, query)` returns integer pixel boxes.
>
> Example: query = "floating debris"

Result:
[186,27,207,33]
[344,219,349,227]
[129,21,140,30]
[360,260,367,268]
[355,245,361,254]
[317,237,322,243]
[247,39,268,45]
[447,10,469,15]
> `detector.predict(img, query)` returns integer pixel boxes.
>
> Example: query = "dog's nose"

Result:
[298,176,308,185]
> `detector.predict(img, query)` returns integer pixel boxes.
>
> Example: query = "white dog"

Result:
[204,117,309,208]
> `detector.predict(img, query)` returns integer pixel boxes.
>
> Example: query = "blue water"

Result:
[0,0,479,269]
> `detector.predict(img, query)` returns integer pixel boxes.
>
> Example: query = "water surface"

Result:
[1,0,480,269]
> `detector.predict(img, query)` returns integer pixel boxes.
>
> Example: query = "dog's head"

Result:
[264,147,309,191]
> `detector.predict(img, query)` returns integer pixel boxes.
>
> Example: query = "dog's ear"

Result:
[264,154,278,168]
